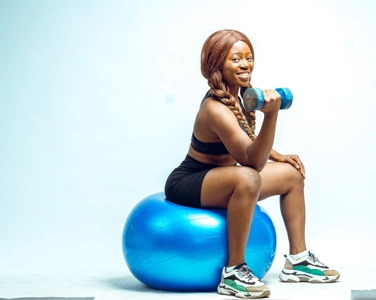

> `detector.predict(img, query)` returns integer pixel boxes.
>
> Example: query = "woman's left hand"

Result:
[274,154,306,179]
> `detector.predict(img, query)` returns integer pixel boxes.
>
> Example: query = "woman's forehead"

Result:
[227,41,252,55]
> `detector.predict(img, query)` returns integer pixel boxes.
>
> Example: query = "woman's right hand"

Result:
[260,89,281,115]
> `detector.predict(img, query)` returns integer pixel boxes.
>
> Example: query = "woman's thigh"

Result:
[200,165,261,208]
[258,162,304,201]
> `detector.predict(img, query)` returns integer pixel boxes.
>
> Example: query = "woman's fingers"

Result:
[289,155,306,179]
[262,89,281,112]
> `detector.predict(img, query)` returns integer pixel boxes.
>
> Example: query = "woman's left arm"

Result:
[269,149,306,179]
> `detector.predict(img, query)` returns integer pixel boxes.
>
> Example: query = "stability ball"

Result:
[122,192,276,291]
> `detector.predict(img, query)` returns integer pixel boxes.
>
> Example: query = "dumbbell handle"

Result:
[242,88,293,111]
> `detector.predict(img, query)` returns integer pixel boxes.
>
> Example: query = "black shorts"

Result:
[164,155,217,208]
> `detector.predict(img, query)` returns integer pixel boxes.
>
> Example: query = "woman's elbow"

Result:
[254,163,266,173]
[243,161,266,173]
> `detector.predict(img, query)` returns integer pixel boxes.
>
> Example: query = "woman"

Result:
[165,29,339,299]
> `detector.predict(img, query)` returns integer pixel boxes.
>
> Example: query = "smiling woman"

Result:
[163,29,339,299]
[221,41,254,97]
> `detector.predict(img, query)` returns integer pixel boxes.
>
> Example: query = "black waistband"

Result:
[191,133,229,155]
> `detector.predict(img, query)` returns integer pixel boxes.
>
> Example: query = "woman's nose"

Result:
[241,60,248,68]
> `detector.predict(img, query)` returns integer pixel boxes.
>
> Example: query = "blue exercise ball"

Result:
[122,192,276,291]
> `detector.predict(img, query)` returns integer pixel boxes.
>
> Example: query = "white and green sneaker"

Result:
[279,251,340,283]
[217,263,270,299]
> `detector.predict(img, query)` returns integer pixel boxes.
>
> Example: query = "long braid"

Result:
[207,70,256,141]
[200,29,257,141]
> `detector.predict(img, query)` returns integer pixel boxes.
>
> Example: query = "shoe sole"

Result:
[279,269,340,283]
[217,283,270,299]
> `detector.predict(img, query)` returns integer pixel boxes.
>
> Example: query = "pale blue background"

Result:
[1,0,375,272]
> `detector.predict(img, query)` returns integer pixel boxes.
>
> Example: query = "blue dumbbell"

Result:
[242,87,293,111]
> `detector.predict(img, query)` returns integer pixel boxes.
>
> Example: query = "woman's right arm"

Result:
[208,90,281,171]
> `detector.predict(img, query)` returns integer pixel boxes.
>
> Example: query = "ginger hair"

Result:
[200,29,256,141]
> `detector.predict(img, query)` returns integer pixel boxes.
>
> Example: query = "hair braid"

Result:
[200,29,257,141]
[208,71,256,141]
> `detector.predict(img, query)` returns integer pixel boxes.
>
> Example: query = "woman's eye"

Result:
[247,57,253,62]
[233,58,239,62]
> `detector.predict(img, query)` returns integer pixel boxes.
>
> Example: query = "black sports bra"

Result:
[191,133,229,155]
[190,92,248,156]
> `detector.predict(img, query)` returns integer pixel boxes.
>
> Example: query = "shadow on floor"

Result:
[103,274,216,296]
[103,275,162,293]
[0,298,95,300]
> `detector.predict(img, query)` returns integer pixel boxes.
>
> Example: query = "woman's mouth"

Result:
[237,72,250,80]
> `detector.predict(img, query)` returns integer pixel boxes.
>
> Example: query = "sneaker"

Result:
[279,251,340,283]
[217,263,270,299]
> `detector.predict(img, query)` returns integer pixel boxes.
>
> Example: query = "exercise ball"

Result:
[122,192,276,291]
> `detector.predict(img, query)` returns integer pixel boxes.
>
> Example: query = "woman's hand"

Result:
[272,153,306,179]
[260,89,281,115]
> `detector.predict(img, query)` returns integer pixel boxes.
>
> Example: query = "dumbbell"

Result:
[242,87,293,111]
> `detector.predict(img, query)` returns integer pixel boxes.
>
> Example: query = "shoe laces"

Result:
[238,265,257,282]
[308,251,325,266]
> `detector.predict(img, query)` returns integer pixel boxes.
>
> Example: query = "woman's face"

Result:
[222,41,254,96]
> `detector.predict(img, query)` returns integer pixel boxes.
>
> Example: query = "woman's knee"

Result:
[233,167,262,194]
[284,164,305,189]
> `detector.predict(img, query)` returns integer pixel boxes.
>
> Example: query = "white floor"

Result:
[1,258,375,300]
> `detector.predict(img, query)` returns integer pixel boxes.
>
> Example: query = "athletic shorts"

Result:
[164,155,217,208]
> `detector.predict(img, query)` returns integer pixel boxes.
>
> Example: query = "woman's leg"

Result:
[259,162,306,255]
[200,165,262,267]
[259,162,340,283]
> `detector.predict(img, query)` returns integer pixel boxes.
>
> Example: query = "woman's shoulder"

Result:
[201,97,232,115]
[198,97,238,129]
